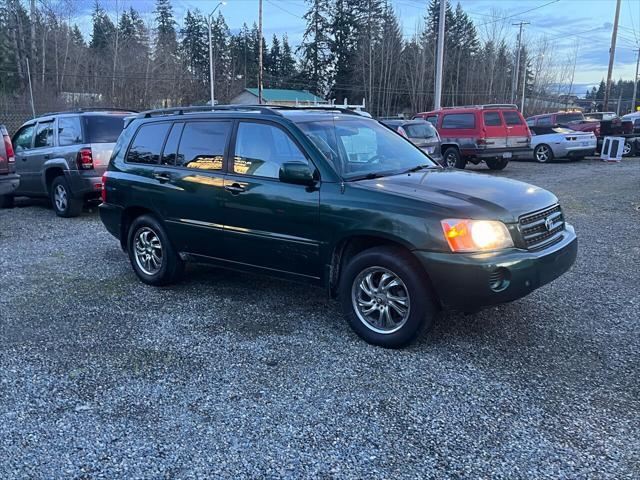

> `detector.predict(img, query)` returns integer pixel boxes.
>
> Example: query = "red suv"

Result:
[414,105,531,170]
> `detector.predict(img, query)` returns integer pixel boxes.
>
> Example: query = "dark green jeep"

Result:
[99,106,577,347]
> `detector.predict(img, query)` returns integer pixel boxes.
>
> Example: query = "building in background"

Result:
[230,88,326,106]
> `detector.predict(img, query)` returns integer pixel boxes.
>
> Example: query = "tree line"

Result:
[0,0,621,118]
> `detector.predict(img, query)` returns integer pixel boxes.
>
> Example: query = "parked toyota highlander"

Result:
[5,109,133,216]
[100,105,577,348]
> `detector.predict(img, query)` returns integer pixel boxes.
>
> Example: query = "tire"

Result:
[622,141,635,157]
[442,147,466,169]
[0,195,14,208]
[127,214,184,286]
[50,176,83,217]
[486,158,509,170]
[339,246,437,348]
[533,144,554,163]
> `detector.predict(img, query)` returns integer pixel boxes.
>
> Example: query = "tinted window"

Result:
[127,122,171,164]
[161,122,184,166]
[537,116,552,126]
[503,111,523,126]
[34,121,54,148]
[13,125,35,151]
[483,112,502,126]
[441,113,475,129]
[426,116,438,126]
[526,118,535,126]
[234,122,307,178]
[176,121,229,170]
[404,122,438,138]
[555,113,584,124]
[83,115,126,143]
[58,116,83,146]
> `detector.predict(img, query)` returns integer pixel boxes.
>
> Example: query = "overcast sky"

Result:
[74,0,640,94]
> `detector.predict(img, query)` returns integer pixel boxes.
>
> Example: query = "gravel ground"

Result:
[0,157,639,479]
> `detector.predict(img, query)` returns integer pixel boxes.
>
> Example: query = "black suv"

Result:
[100,106,577,347]
[4,109,133,216]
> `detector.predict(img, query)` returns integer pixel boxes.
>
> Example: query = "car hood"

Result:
[353,169,558,223]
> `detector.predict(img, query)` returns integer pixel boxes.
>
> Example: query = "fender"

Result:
[41,158,72,193]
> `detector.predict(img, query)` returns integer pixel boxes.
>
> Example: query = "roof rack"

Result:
[441,104,519,110]
[136,105,283,118]
[268,105,362,115]
[40,107,138,117]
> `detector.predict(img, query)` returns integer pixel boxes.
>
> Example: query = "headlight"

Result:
[441,219,514,252]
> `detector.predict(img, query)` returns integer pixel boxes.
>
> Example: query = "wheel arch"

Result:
[43,166,67,194]
[119,205,158,251]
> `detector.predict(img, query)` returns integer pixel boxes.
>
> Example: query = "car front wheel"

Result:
[127,214,184,286]
[486,158,509,170]
[339,246,436,348]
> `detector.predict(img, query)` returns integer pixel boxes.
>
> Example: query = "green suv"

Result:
[99,106,577,347]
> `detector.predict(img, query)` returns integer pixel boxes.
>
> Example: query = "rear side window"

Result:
[555,113,583,124]
[34,121,54,148]
[426,115,438,126]
[83,115,126,143]
[503,111,523,126]
[176,121,230,170]
[526,118,535,126]
[404,123,438,138]
[537,116,552,126]
[161,122,184,166]
[13,125,35,151]
[127,122,171,164]
[483,112,502,126]
[441,113,475,129]
[58,116,83,146]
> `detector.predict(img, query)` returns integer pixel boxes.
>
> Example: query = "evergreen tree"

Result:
[330,0,359,102]
[298,0,332,96]
[154,0,177,54]
[267,34,281,87]
[90,1,114,51]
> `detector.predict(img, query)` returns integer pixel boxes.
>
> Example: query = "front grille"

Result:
[519,204,565,250]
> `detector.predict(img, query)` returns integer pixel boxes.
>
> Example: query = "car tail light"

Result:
[76,148,93,170]
[565,136,577,141]
[3,134,14,163]
[101,172,107,203]
[476,137,487,146]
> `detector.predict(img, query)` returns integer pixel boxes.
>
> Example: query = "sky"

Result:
[72,0,640,95]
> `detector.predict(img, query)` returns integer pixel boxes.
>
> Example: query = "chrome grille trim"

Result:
[519,204,565,250]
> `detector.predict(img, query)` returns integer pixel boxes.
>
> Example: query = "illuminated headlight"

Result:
[441,219,514,252]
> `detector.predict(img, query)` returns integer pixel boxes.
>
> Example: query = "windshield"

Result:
[296,117,437,180]
[83,115,126,143]
[403,122,438,139]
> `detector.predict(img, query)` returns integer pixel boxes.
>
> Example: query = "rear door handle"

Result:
[153,172,171,183]
[224,183,245,194]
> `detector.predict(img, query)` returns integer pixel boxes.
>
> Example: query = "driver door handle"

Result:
[152,172,171,183]
[224,183,245,194]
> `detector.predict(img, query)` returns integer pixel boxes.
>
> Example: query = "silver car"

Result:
[381,119,442,164]
[529,126,597,163]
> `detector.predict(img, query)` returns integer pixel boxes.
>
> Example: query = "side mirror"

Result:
[279,162,316,186]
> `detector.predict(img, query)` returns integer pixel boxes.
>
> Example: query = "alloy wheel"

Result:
[623,142,631,156]
[535,146,550,162]
[445,153,457,167]
[54,184,68,211]
[134,227,163,275]
[351,266,411,334]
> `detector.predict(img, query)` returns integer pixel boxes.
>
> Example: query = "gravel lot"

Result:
[1,158,639,478]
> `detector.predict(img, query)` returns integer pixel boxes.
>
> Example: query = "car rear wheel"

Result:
[534,144,554,163]
[622,141,634,157]
[51,176,83,217]
[443,147,465,169]
[0,195,14,208]
[486,158,509,170]
[339,246,436,348]
[127,214,184,286]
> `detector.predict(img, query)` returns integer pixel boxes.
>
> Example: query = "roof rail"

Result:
[136,104,283,119]
[441,104,519,110]
[40,107,138,117]
[268,105,362,115]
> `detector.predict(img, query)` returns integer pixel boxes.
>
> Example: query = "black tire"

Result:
[442,147,466,169]
[50,176,83,217]
[622,140,635,157]
[0,195,14,208]
[533,144,554,163]
[485,158,509,170]
[339,246,437,348]
[127,214,184,286]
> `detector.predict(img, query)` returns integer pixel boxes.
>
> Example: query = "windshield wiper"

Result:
[348,172,389,181]
[402,164,439,174]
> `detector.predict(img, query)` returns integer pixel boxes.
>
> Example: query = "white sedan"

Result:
[528,126,597,163]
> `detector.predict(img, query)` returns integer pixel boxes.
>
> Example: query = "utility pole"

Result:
[521,74,526,114]
[207,2,225,107]
[26,58,35,118]
[511,21,529,105]
[603,0,622,111]
[433,0,446,110]
[632,48,640,112]
[258,0,264,104]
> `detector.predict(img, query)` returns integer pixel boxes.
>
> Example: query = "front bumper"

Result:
[415,224,577,311]
[0,173,20,196]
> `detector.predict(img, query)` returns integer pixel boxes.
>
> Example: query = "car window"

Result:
[126,122,171,164]
[233,122,308,178]
[161,122,184,166]
[441,113,475,129]
[176,121,230,170]
[404,122,438,138]
[83,115,126,143]
[426,115,438,126]
[503,111,523,126]
[555,113,583,124]
[13,125,35,151]
[483,112,502,126]
[537,116,552,126]
[58,116,83,146]
[526,118,535,126]
[34,120,55,148]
